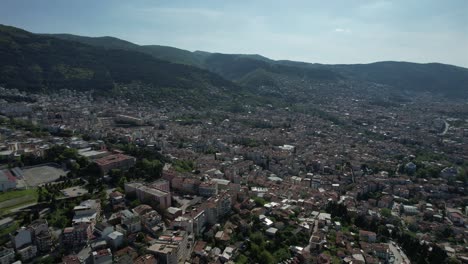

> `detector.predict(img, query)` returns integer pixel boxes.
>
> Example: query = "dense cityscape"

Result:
[0,84,467,264]
[1,1,468,263]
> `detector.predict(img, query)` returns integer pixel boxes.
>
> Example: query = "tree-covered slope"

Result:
[49,33,341,86]
[0,25,247,107]
[329,61,468,98]
[10,27,468,101]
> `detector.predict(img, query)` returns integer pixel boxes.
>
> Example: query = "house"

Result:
[133,204,153,216]
[140,210,162,233]
[373,243,390,262]
[173,216,194,234]
[440,167,459,179]
[447,208,465,226]
[167,207,182,220]
[94,222,114,238]
[109,191,125,209]
[62,255,82,264]
[91,248,113,264]
[11,227,32,250]
[73,199,101,226]
[0,247,15,264]
[405,162,417,174]
[401,205,418,215]
[359,230,377,243]
[266,227,278,237]
[134,254,158,264]
[16,244,37,261]
[113,247,138,264]
[0,170,16,192]
[117,210,141,235]
[107,231,124,249]
[220,246,236,262]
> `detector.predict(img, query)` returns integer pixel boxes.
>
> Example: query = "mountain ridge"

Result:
[1,24,467,102]
[0,24,251,108]
[49,32,468,99]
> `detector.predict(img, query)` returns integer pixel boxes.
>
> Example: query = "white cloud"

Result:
[334,28,352,34]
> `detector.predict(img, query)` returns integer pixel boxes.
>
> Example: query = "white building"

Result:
[73,199,101,226]
[107,231,124,249]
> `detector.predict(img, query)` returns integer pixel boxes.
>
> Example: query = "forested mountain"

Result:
[50,32,468,99]
[2,25,467,104]
[0,25,250,107]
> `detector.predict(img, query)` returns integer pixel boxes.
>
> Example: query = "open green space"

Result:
[0,189,38,215]
[0,189,37,203]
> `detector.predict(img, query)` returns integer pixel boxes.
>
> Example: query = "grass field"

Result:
[0,221,18,244]
[0,189,37,203]
[0,189,38,215]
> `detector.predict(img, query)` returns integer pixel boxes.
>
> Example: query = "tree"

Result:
[260,251,275,264]
[273,247,291,262]
[381,208,392,218]
[136,232,145,243]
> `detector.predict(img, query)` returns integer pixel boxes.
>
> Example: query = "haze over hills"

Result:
[1,24,468,107]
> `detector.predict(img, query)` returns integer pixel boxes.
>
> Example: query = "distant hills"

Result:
[1,24,467,107]
[0,25,249,108]
[50,32,468,99]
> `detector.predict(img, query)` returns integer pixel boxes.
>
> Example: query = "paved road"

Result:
[8,202,38,213]
[389,242,411,264]
[440,120,450,135]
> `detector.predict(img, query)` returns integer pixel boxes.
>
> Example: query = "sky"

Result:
[1,0,468,67]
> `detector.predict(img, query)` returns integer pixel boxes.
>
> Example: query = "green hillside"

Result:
[0,25,248,107]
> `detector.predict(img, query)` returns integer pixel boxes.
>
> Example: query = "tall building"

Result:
[146,230,189,264]
[28,219,52,252]
[125,182,172,209]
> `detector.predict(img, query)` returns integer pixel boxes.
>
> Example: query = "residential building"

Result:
[28,219,52,252]
[94,222,114,238]
[147,230,189,264]
[10,227,32,250]
[0,247,15,264]
[125,182,171,209]
[73,199,101,226]
[91,248,112,264]
[359,230,377,243]
[107,231,124,249]
[134,254,158,264]
[198,181,218,197]
[62,223,93,247]
[118,209,141,234]
[95,154,136,174]
[0,170,16,192]
[16,244,37,261]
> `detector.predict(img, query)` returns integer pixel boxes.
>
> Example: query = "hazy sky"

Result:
[1,0,468,67]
